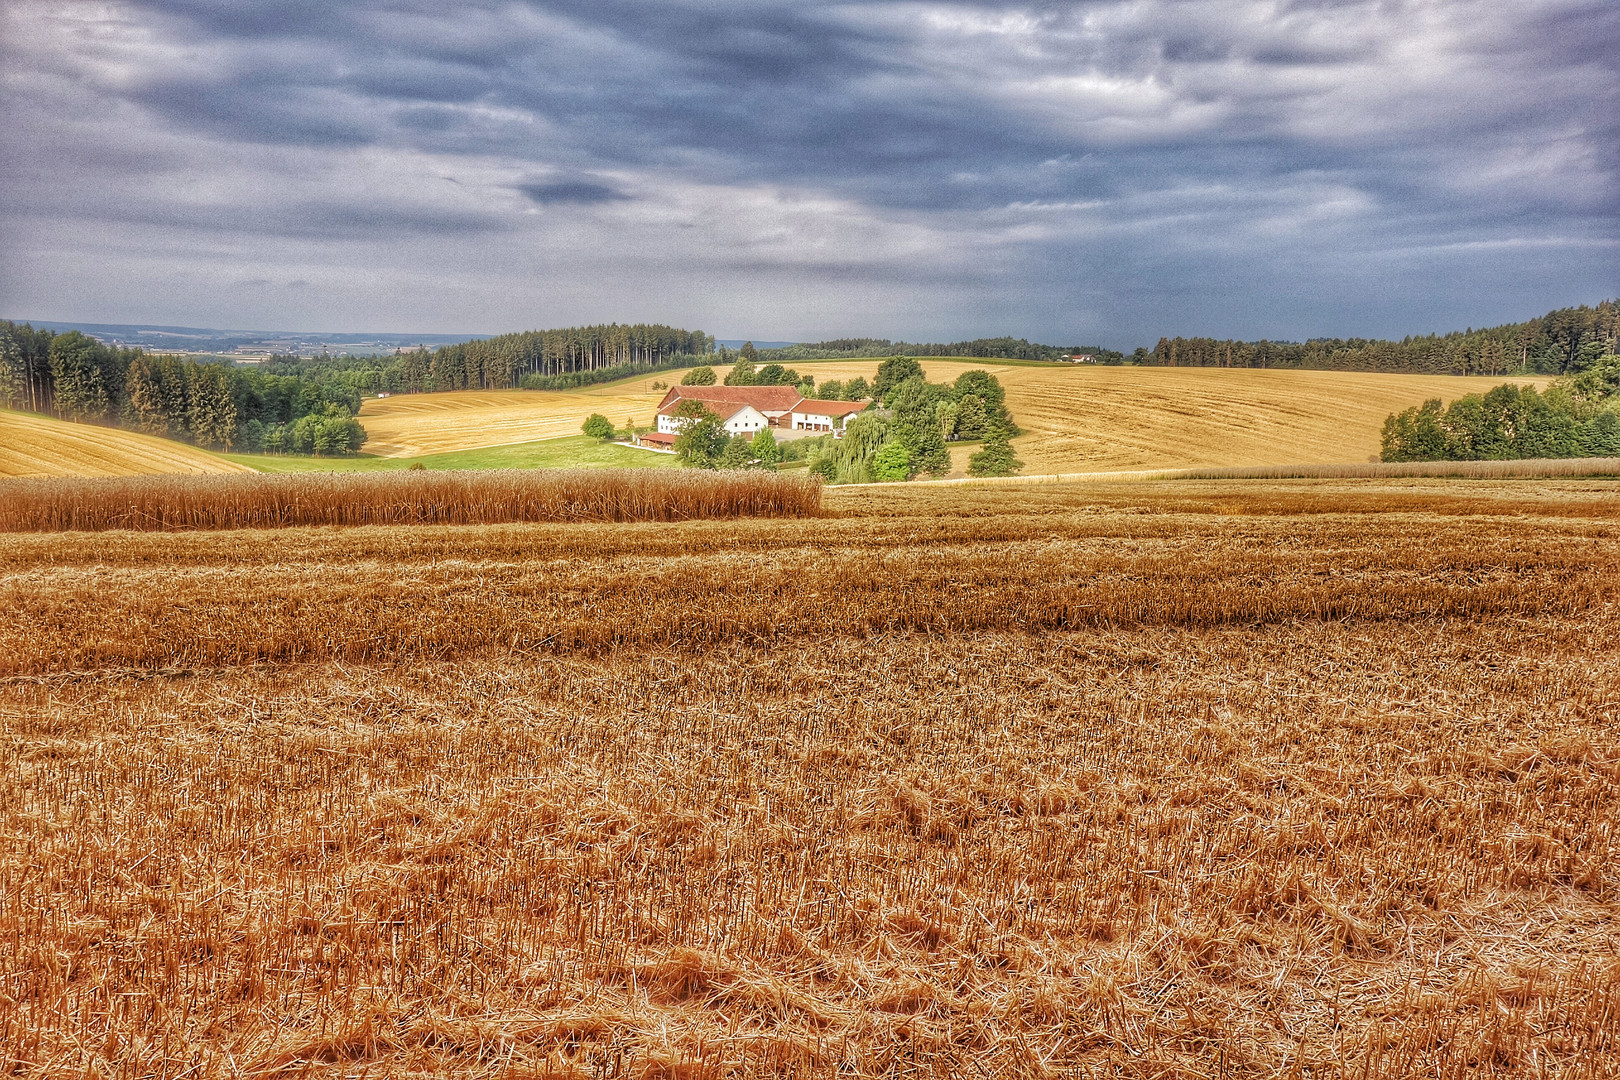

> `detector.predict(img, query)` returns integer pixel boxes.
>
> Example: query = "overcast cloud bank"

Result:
[2,0,1615,344]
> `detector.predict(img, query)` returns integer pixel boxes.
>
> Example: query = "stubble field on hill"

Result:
[3,476,1617,1076]
[0,409,255,478]
[358,363,1547,474]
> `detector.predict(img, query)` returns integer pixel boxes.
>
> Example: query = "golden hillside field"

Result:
[359,364,1545,473]
[0,409,254,478]
[359,387,658,457]
[3,476,1618,1076]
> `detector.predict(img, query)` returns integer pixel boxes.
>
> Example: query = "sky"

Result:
[1,1,1616,347]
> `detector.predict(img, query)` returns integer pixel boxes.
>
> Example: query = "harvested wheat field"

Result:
[759,361,1546,476]
[359,389,660,458]
[0,409,252,478]
[357,365,1545,474]
[2,477,1618,1077]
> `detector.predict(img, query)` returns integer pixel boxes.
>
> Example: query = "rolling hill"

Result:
[357,361,1547,474]
[0,410,255,478]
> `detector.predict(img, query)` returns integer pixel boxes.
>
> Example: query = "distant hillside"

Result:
[0,410,253,478]
[10,321,482,357]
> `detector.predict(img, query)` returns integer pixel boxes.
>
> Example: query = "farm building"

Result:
[652,386,871,442]
[634,430,678,451]
[655,400,772,437]
[656,386,803,426]
[789,399,868,433]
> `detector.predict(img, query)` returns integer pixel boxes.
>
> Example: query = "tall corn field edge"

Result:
[0,469,823,531]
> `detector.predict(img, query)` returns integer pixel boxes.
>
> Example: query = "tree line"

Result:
[1152,301,1619,376]
[1,322,366,455]
[259,324,712,395]
[1382,346,1620,462]
[740,336,1114,365]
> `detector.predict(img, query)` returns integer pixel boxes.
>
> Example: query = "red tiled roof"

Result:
[658,400,762,422]
[639,431,678,445]
[657,385,804,413]
[793,400,868,416]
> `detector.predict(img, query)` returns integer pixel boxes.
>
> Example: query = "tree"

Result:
[0,331,22,411]
[808,457,836,481]
[819,379,844,401]
[49,332,116,421]
[952,369,1006,413]
[671,401,729,468]
[187,362,238,449]
[1381,399,1448,461]
[681,366,717,386]
[718,433,756,469]
[936,400,959,441]
[873,356,924,401]
[123,359,171,435]
[968,423,1022,477]
[582,413,615,440]
[725,344,759,386]
[750,427,780,467]
[844,376,870,400]
[955,394,989,439]
[871,439,913,481]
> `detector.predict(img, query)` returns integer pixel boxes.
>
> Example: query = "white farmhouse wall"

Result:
[722,406,768,435]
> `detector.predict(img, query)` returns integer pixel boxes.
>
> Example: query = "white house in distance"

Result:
[655,385,804,425]
[789,399,867,432]
[636,385,870,449]
[656,400,770,437]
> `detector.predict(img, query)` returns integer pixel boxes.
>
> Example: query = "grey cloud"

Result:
[0,0,1614,343]
[516,180,630,206]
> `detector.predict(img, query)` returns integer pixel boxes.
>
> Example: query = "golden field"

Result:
[358,363,1546,474]
[359,388,660,458]
[0,409,254,478]
[3,476,1618,1077]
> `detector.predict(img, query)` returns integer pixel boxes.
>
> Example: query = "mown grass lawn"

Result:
[220,436,678,473]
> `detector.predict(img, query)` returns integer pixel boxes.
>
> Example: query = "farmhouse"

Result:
[649,385,872,445]
[656,400,772,437]
[656,386,803,426]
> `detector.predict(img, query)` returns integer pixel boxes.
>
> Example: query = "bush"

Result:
[751,428,781,467]
[681,366,717,386]
[871,440,913,481]
[968,424,1022,477]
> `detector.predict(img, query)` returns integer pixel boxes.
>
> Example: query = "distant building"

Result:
[789,399,868,433]
[652,385,870,442]
[635,430,678,451]
[656,385,803,425]
[656,400,771,437]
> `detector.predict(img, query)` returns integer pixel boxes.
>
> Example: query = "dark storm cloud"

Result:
[516,180,630,206]
[1,1,1615,340]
